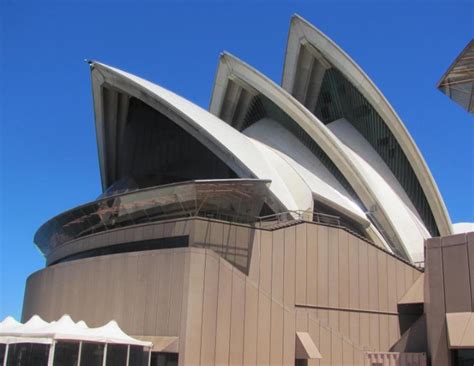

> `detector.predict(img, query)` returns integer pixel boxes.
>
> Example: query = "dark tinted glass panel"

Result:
[453,349,474,366]
[0,344,5,364]
[105,344,127,366]
[150,352,178,366]
[313,67,439,237]
[129,346,148,366]
[53,342,79,366]
[80,343,104,366]
[54,236,188,265]
[6,343,49,366]
[295,360,308,366]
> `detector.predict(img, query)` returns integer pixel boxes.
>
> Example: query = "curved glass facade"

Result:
[34,179,273,256]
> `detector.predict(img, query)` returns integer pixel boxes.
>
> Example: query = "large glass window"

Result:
[6,343,49,366]
[53,342,79,366]
[105,344,127,366]
[80,342,104,366]
[129,346,148,366]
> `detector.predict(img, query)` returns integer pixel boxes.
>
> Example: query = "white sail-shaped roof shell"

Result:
[282,15,452,239]
[91,62,313,215]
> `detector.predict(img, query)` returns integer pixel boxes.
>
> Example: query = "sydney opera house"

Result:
[15,15,474,366]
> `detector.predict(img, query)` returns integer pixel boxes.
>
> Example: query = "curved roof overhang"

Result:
[90,62,298,213]
[209,53,414,254]
[282,15,452,237]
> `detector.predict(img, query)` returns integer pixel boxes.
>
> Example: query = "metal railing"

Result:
[257,210,341,229]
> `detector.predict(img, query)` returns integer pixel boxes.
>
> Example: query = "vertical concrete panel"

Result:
[339,231,350,310]
[443,243,472,312]
[369,314,379,350]
[377,251,388,312]
[133,255,148,334]
[178,250,191,361]
[353,347,365,366]
[349,235,360,309]
[256,294,271,365]
[359,313,370,349]
[331,331,343,365]
[349,312,360,346]
[243,282,258,366]
[236,226,250,271]
[317,226,329,307]
[222,223,234,265]
[319,326,331,366]
[339,311,350,339]
[468,233,474,310]
[283,226,296,307]
[328,228,339,309]
[163,222,176,239]
[308,316,320,366]
[358,241,369,310]
[282,310,296,366]
[367,246,378,311]
[156,252,172,334]
[272,230,284,304]
[143,254,158,335]
[342,337,354,366]
[404,264,414,295]
[295,224,307,304]
[200,253,219,366]
[269,302,284,365]
[388,315,400,350]
[118,255,132,330]
[229,271,246,366]
[248,230,261,285]
[307,224,318,305]
[181,251,205,365]
[215,262,233,365]
[168,251,186,336]
[260,231,273,295]
[425,238,450,366]
[386,257,398,313]
[296,309,308,331]
[192,220,209,245]
[210,221,224,256]
[396,260,406,301]
[328,228,339,330]
[379,314,389,351]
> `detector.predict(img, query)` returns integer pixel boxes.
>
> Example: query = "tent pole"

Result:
[48,341,56,366]
[126,345,130,366]
[102,343,108,366]
[77,341,82,366]
[3,344,8,366]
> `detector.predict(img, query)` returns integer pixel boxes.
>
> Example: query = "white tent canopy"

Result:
[0,314,151,347]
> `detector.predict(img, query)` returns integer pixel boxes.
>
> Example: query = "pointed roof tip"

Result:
[291,13,307,25]
[220,51,233,60]
[84,58,94,65]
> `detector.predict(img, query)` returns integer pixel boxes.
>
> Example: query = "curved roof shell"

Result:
[282,15,452,239]
[208,46,447,262]
[90,62,311,215]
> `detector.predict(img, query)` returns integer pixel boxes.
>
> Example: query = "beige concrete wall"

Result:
[245,223,422,352]
[425,232,474,366]
[24,219,423,365]
[23,248,188,337]
[179,248,367,366]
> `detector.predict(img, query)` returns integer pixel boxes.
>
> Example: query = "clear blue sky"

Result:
[1,0,473,320]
